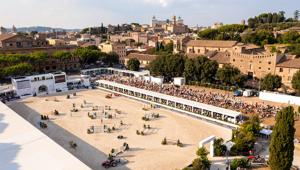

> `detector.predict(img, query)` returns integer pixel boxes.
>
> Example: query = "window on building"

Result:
[259,67,261,69]
[232,59,235,62]
[279,68,283,72]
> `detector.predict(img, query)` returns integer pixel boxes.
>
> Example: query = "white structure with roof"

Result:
[0,102,91,170]
[173,77,186,86]
[97,80,241,128]
[81,67,150,78]
[11,72,68,98]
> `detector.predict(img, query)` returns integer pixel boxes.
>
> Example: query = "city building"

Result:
[151,16,188,34]
[47,38,67,46]
[110,32,148,44]
[173,35,191,54]
[183,39,300,88]
[186,40,238,55]
[0,33,48,49]
[275,58,300,87]
[211,22,223,29]
[124,53,158,68]
[0,26,7,35]
[99,42,126,60]
[229,45,282,78]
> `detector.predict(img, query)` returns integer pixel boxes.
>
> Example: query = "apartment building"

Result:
[275,58,300,87]
[186,40,238,55]
[124,53,158,68]
[99,42,126,61]
[0,33,48,49]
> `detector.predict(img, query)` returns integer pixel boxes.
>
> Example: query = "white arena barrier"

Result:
[259,91,300,106]
[199,135,215,157]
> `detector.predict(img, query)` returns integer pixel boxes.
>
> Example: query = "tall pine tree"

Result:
[269,106,295,170]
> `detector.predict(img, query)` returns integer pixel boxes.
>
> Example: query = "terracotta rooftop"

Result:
[276,58,300,69]
[186,40,238,48]
[186,53,203,59]
[125,53,158,62]
[0,34,17,41]
[210,52,231,64]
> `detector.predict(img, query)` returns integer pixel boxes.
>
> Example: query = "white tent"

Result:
[260,129,272,136]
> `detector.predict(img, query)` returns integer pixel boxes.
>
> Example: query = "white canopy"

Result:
[260,129,273,136]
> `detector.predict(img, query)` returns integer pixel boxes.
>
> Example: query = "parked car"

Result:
[243,89,253,97]
[233,90,243,97]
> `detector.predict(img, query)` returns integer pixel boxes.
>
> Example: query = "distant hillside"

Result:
[5,26,81,33]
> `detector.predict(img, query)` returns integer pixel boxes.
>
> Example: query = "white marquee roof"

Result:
[98,80,241,118]
[0,102,91,170]
[81,67,150,77]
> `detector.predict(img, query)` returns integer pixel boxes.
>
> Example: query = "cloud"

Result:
[144,0,173,7]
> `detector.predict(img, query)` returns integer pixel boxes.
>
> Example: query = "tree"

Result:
[287,44,300,57]
[192,157,211,170]
[197,24,247,41]
[213,138,227,156]
[184,56,218,83]
[260,73,282,91]
[240,115,261,135]
[127,58,140,71]
[231,115,260,156]
[73,47,101,66]
[292,70,300,95]
[102,52,119,66]
[153,42,174,55]
[196,147,209,159]
[53,51,72,60]
[278,11,286,23]
[269,106,295,170]
[31,51,48,72]
[294,10,299,21]
[184,58,196,83]
[148,54,185,81]
[242,30,277,46]
[247,18,257,28]
[53,51,72,71]
[216,64,243,86]
[279,31,300,44]
[230,158,250,170]
[193,147,211,170]
[0,63,33,78]
[198,29,219,40]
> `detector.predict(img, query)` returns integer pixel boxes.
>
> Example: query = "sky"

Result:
[0,0,299,29]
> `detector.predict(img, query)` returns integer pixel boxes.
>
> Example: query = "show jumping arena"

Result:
[7,88,233,170]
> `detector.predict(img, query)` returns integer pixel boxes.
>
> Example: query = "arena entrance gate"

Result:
[38,85,48,95]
